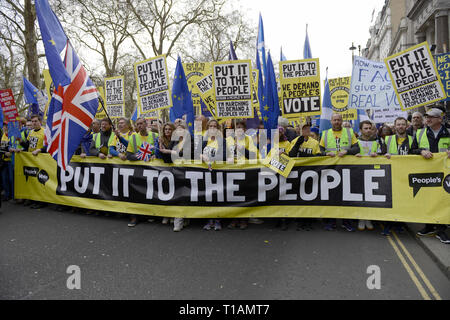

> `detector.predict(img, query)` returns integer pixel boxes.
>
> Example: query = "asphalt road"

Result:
[0,201,449,300]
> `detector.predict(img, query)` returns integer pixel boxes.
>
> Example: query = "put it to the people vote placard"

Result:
[134,55,172,114]
[104,75,125,118]
[385,42,447,111]
[212,60,254,119]
[279,58,321,118]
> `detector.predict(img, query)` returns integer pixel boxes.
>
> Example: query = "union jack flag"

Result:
[37,0,98,171]
[136,142,155,161]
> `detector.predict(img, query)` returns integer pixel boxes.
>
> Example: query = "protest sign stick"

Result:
[98,95,116,131]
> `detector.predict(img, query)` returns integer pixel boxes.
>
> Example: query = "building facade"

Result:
[363,0,450,114]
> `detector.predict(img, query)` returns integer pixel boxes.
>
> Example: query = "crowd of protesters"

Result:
[0,106,449,244]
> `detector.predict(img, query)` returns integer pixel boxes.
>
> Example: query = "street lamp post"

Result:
[349,42,357,63]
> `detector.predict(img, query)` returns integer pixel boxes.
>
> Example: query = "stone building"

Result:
[363,0,450,114]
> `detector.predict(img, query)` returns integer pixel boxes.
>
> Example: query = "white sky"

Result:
[241,0,386,79]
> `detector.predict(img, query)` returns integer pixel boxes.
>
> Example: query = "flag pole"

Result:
[98,94,116,131]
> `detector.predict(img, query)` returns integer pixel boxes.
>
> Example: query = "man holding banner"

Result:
[410,108,450,244]
[89,118,114,159]
[126,117,159,227]
[320,113,359,232]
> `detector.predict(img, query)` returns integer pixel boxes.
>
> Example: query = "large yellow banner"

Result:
[15,153,450,224]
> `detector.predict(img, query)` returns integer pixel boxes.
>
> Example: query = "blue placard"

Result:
[436,52,450,102]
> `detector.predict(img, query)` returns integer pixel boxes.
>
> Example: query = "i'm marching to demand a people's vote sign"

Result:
[104,75,125,118]
[134,55,172,114]
[385,42,447,110]
[279,59,321,118]
[212,60,254,119]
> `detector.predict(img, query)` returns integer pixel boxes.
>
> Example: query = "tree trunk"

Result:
[24,0,40,87]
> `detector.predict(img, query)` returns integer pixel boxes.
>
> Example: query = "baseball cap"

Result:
[425,108,443,117]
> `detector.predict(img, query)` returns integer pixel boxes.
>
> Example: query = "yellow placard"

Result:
[196,73,223,122]
[183,62,211,110]
[212,60,254,119]
[279,58,321,118]
[134,54,172,114]
[263,152,295,178]
[42,69,53,118]
[328,76,357,120]
[95,86,107,119]
[385,42,447,111]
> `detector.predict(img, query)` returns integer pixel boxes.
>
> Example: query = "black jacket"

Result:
[410,125,450,154]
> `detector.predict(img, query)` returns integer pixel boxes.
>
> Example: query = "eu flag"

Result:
[262,52,279,130]
[35,0,70,88]
[23,76,43,117]
[170,57,195,136]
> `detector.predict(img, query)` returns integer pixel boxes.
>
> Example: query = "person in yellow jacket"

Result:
[18,115,45,156]
[288,122,321,157]
[320,113,359,157]
[108,117,133,161]
[125,117,159,227]
[319,113,359,232]
[356,120,383,158]
[410,108,450,244]
[89,118,114,159]
[225,120,258,163]
[17,115,47,209]
[384,117,413,159]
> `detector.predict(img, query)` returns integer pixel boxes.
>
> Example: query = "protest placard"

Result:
[385,42,446,110]
[279,58,321,118]
[95,87,107,119]
[349,56,400,110]
[212,60,253,119]
[139,109,159,120]
[251,69,260,110]
[436,52,450,102]
[196,73,220,121]
[263,152,295,178]
[183,62,211,109]
[0,89,19,122]
[43,69,53,117]
[372,107,408,124]
[134,55,172,113]
[104,75,125,118]
[328,77,357,121]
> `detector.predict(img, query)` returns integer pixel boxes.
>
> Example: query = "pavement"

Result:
[406,223,450,279]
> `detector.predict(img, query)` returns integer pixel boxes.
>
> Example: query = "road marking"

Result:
[392,232,442,300]
[385,234,431,300]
